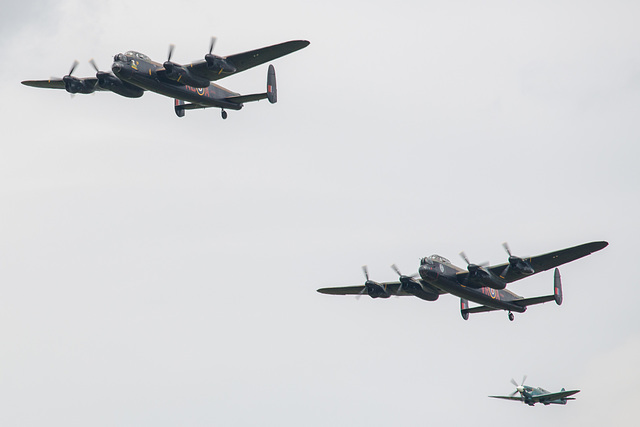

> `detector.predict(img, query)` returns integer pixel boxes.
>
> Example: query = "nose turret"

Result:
[111,54,133,79]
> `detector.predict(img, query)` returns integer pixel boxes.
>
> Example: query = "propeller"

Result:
[162,44,177,74]
[356,265,388,299]
[362,265,370,281]
[500,242,534,277]
[501,242,515,277]
[391,264,420,294]
[89,58,110,82]
[509,375,528,397]
[205,36,236,73]
[356,265,370,300]
[89,58,99,73]
[62,60,82,94]
[459,251,489,275]
[68,60,79,76]
[208,36,217,55]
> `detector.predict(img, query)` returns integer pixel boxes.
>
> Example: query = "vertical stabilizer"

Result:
[174,99,186,117]
[554,268,563,305]
[460,298,469,320]
[267,64,277,104]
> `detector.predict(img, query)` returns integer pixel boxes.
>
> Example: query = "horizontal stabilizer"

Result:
[512,295,556,308]
[462,305,501,315]
[174,102,206,111]
[223,93,268,104]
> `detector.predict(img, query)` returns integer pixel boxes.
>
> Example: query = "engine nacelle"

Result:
[364,281,390,299]
[96,72,144,98]
[205,54,237,73]
[62,76,96,94]
[162,62,210,88]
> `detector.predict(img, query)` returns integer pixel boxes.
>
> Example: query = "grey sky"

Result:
[1,1,638,426]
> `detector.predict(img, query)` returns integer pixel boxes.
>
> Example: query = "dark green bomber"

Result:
[317,241,608,321]
[22,38,309,119]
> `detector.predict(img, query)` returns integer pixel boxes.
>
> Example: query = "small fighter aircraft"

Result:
[489,377,580,406]
[21,38,309,119]
[317,241,608,321]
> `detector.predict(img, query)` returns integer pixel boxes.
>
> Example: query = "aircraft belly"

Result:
[122,75,241,110]
[428,278,525,312]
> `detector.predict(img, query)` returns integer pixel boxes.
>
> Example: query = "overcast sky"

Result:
[1,1,638,426]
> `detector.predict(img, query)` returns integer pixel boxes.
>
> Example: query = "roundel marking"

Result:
[196,87,205,96]
[490,288,496,299]
[439,264,445,273]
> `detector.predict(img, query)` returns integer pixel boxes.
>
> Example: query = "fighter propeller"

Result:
[509,376,528,397]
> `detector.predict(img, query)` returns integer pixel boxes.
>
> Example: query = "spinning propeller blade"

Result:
[508,375,528,396]
[209,36,217,55]
[89,58,99,73]
[362,265,369,281]
[501,242,513,276]
[68,60,79,76]
[356,265,370,300]
[391,264,403,293]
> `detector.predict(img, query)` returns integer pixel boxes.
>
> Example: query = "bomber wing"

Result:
[317,282,401,296]
[185,40,309,82]
[485,241,608,284]
[22,78,107,91]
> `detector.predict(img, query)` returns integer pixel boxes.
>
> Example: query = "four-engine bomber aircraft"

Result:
[21,38,309,119]
[489,377,580,406]
[317,241,608,321]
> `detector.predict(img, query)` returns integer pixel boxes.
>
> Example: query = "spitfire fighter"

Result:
[317,241,608,321]
[490,377,580,406]
[22,38,309,119]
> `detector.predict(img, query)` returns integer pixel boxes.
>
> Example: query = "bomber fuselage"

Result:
[111,51,244,110]
[418,256,527,313]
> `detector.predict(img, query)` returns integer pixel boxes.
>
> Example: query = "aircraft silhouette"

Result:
[22,38,309,119]
[490,376,580,406]
[317,241,608,321]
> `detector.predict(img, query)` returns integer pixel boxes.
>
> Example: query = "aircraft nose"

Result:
[420,266,438,279]
[112,62,132,78]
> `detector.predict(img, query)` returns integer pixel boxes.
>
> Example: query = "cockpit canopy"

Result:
[125,51,150,61]
[421,254,451,265]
